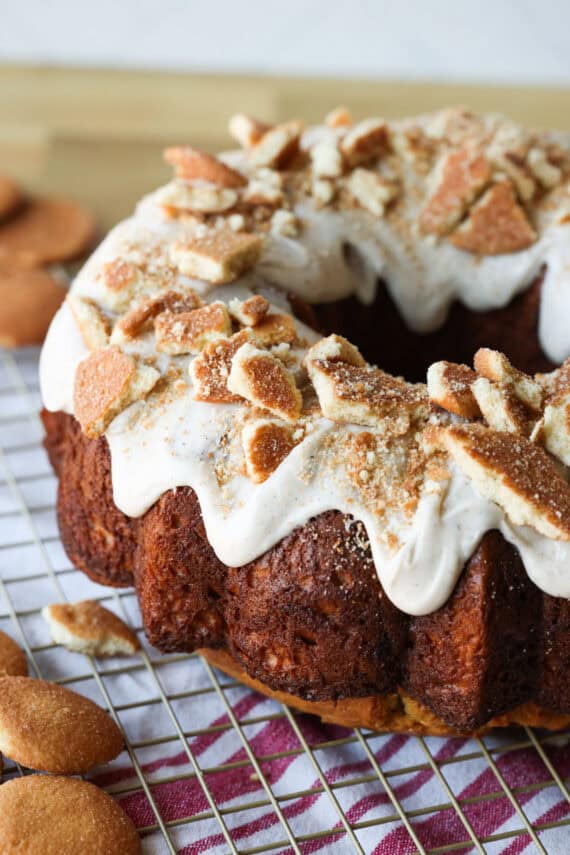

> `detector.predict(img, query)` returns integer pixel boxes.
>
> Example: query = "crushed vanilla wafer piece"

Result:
[228,295,270,326]
[474,348,543,412]
[472,377,531,435]
[171,229,263,284]
[420,146,491,236]
[250,312,297,347]
[68,295,110,352]
[249,121,303,170]
[340,118,389,167]
[305,334,366,368]
[164,146,246,188]
[228,343,302,421]
[306,338,428,429]
[433,423,570,541]
[427,360,480,418]
[102,259,138,309]
[155,302,231,354]
[73,347,159,438]
[244,168,284,206]
[43,600,140,657]
[270,209,299,236]
[325,106,353,128]
[242,419,297,483]
[190,329,253,403]
[228,113,271,148]
[347,169,398,217]
[156,181,238,214]
[542,359,570,465]
[527,147,562,189]
[112,287,202,342]
[312,177,336,207]
[450,181,536,255]
[310,141,343,178]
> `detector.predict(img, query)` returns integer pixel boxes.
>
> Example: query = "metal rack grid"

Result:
[1,343,570,854]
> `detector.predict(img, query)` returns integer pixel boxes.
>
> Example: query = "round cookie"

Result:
[0,197,96,268]
[0,677,123,773]
[0,268,66,346]
[0,631,27,677]
[0,176,23,222]
[0,775,141,854]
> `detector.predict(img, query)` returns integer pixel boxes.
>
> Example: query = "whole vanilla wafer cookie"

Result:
[0,267,66,346]
[0,197,96,268]
[0,175,23,222]
[0,776,141,854]
[0,677,123,774]
[0,630,27,677]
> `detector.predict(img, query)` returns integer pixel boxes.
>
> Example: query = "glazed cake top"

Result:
[40,107,570,614]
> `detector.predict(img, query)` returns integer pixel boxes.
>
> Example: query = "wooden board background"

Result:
[1,66,570,229]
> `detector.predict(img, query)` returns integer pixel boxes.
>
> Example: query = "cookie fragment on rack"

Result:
[164,146,246,188]
[171,228,263,284]
[190,329,253,403]
[43,600,140,657]
[242,418,298,483]
[474,347,543,412]
[420,145,491,236]
[450,181,536,255]
[68,294,110,352]
[73,346,160,438]
[155,302,231,354]
[427,360,480,418]
[433,423,570,541]
[228,342,302,421]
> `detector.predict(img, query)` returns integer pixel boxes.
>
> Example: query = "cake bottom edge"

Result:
[200,648,570,737]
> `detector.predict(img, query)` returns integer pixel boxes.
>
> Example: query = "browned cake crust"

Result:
[43,409,570,733]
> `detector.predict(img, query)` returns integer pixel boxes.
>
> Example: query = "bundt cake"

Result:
[40,107,570,735]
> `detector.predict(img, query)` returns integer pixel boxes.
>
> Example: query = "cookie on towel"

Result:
[0,677,123,774]
[0,775,141,854]
[0,630,27,677]
[0,197,96,268]
[0,267,66,346]
[43,600,140,657]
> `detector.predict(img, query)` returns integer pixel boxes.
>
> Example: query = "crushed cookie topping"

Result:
[228,113,272,149]
[190,329,253,404]
[111,287,202,342]
[228,295,270,327]
[249,121,304,170]
[449,181,536,255]
[73,347,159,438]
[242,418,299,483]
[426,348,570,539]
[228,342,302,422]
[155,302,231,355]
[164,146,246,188]
[171,228,263,284]
[67,295,110,353]
[340,118,389,167]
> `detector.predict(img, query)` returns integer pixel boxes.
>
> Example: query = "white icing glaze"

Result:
[40,116,570,615]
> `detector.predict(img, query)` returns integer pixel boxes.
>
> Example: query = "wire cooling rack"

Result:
[1,345,570,854]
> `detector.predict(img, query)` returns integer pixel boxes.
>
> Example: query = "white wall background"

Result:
[2,0,570,85]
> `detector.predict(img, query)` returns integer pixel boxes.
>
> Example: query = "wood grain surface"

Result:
[1,66,569,229]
